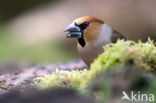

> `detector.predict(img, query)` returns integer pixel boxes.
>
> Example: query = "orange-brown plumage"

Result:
[65,16,126,66]
[74,16,104,24]
[74,16,104,46]
[84,21,102,45]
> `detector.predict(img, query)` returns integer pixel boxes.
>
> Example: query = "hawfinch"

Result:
[65,16,126,66]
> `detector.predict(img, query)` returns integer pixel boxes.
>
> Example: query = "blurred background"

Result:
[0,0,156,73]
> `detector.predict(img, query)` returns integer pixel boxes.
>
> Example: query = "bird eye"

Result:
[82,22,89,27]
[79,22,90,30]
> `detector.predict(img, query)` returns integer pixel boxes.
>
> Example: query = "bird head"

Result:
[64,16,104,47]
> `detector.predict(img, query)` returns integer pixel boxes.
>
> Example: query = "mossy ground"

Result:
[90,39,156,75]
[34,69,89,91]
[34,40,156,102]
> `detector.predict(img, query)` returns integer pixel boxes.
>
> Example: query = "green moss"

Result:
[90,40,156,74]
[34,69,90,91]
[34,40,156,91]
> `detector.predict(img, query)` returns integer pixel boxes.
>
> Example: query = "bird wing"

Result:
[111,30,127,43]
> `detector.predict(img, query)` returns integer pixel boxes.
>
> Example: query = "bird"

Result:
[64,16,126,66]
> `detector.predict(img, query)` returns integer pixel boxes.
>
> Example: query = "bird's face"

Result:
[64,16,104,47]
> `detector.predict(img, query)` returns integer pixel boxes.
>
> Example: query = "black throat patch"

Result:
[76,22,89,47]
[78,37,85,47]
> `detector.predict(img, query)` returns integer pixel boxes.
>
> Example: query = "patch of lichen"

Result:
[34,40,156,91]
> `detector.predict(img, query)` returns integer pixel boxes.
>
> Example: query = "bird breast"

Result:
[77,43,104,66]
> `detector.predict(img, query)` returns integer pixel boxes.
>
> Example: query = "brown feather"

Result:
[74,16,104,25]
[111,30,126,43]
[72,16,126,66]
[74,16,104,45]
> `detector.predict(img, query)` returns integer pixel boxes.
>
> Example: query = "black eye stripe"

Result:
[79,22,89,30]
[75,22,79,26]
[81,22,89,27]
[74,22,90,31]
[74,22,89,48]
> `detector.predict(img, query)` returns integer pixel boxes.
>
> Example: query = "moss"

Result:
[34,69,90,91]
[90,40,156,75]
[34,40,156,91]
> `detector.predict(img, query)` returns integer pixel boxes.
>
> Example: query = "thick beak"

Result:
[64,23,82,38]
